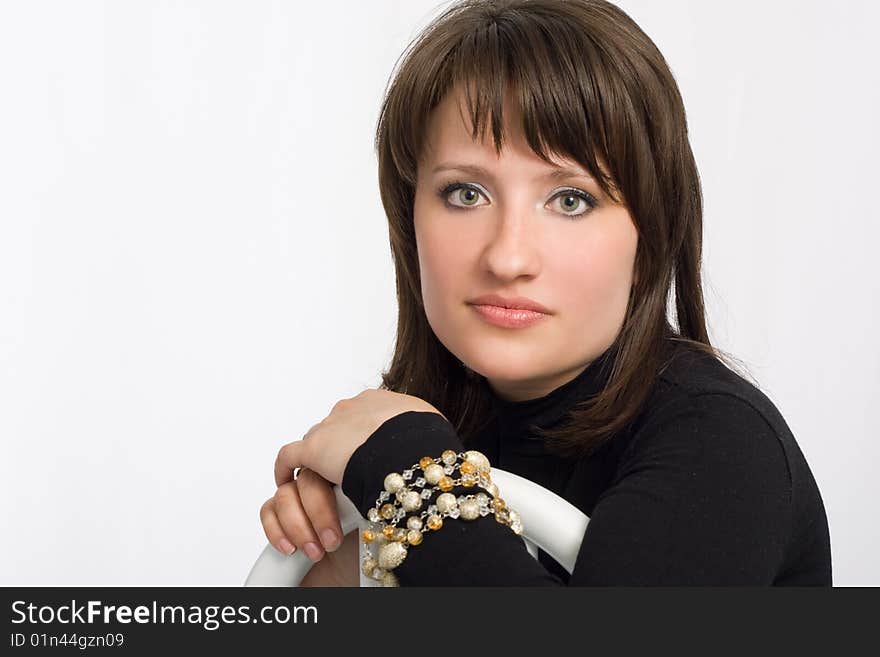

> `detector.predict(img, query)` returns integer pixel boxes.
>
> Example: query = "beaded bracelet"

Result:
[359,449,523,587]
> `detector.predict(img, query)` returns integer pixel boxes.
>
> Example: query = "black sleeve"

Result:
[341,410,565,586]
[342,395,794,586]
[567,393,793,585]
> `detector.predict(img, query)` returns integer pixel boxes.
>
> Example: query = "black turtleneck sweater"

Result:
[341,340,832,585]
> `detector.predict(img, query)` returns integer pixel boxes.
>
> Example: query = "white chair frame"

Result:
[244,468,589,586]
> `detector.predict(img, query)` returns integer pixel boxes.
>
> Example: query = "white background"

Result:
[1,0,877,586]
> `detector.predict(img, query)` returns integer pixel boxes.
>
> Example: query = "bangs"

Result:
[386,1,626,204]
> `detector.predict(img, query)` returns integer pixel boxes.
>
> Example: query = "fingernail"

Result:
[320,528,339,551]
[278,538,295,555]
[303,542,323,562]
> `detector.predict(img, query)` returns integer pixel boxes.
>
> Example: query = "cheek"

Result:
[414,212,471,313]
[553,219,637,316]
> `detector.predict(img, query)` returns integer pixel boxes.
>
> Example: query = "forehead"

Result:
[419,90,601,185]
[420,85,529,161]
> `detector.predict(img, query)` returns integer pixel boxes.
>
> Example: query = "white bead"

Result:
[378,541,408,570]
[486,482,499,497]
[361,557,378,577]
[395,487,410,502]
[465,450,491,473]
[459,498,480,520]
[367,507,380,522]
[401,490,422,511]
[384,472,405,493]
[407,516,423,531]
[380,570,399,587]
[441,451,457,465]
[436,492,458,514]
[423,463,444,484]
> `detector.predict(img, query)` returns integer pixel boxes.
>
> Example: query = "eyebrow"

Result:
[431,162,594,182]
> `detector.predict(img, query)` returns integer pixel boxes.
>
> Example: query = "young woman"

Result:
[259,0,832,586]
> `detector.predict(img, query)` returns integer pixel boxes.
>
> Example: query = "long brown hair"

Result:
[373,0,749,459]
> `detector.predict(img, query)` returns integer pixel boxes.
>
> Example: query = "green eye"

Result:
[438,182,486,208]
[436,181,598,220]
[559,193,581,212]
[455,187,481,206]
[550,189,599,219]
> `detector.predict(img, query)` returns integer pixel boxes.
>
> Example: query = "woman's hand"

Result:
[259,467,353,574]
[260,388,445,578]
[273,389,445,488]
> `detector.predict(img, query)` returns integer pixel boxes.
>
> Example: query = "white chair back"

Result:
[244,468,589,586]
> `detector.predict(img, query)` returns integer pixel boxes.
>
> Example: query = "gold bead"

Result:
[382,524,396,538]
[459,461,476,475]
[426,515,443,530]
[380,503,396,519]
[406,529,423,545]
[491,497,506,511]
[462,473,476,487]
[438,475,454,491]
[419,456,434,470]
[362,529,375,543]
[495,508,511,524]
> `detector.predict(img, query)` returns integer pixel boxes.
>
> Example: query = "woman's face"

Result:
[414,88,639,402]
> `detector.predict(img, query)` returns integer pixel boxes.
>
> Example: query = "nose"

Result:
[479,208,542,282]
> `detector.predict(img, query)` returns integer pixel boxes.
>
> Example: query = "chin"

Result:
[459,351,546,382]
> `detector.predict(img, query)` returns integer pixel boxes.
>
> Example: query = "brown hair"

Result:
[373,0,750,459]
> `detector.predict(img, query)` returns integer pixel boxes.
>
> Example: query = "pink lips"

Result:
[469,303,550,328]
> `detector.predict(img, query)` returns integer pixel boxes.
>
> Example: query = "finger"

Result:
[274,439,307,488]
[259,497,296,556]
[296,468,344,552]
[273,480,326,562]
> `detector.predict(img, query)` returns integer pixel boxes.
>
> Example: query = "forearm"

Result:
[341,410,565,586]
